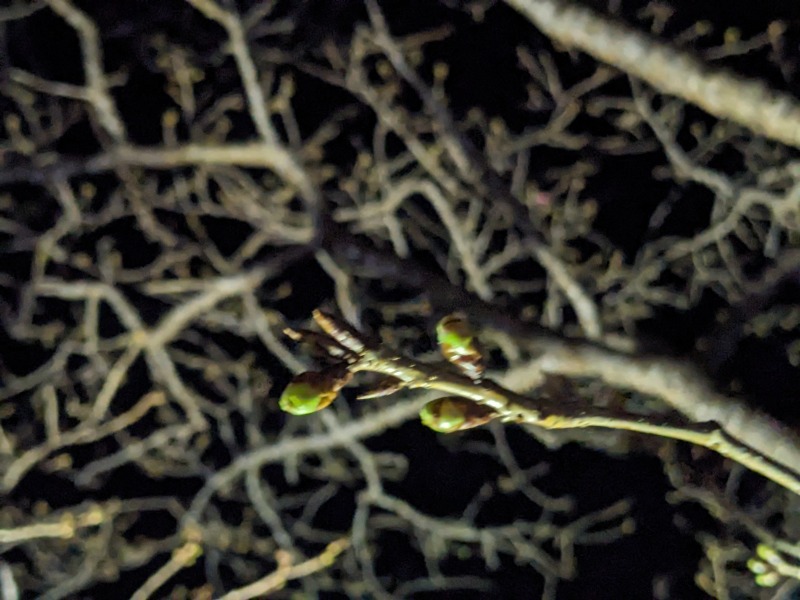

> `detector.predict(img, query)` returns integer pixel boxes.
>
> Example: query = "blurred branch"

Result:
[505,0,800,149]
[44,0,126,141]
[216,537,350,600]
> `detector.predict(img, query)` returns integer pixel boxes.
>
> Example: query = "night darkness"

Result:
[1,1,800,599]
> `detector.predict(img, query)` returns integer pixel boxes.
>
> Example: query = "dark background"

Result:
[2,1,799,598]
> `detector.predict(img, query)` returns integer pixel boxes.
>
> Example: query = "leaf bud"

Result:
[279,366,352,415]
[419,397,496,433]
[754,571,780,588]
[436,314,484,379]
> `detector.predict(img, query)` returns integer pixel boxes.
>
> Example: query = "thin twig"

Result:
[299,311,800,497]
[216,538,350,600]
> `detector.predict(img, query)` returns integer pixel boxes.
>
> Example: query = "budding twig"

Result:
[281,311,800,497]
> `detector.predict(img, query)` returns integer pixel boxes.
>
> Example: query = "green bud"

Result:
[754,571,780,588]
[420,397,496,433]
[756,543,781,566]
[436,314,484,379]
[747,558,768,575]
[279,368,351,415]
[436,316,474,350]
[421,397,466,432]
[279,380,335,415]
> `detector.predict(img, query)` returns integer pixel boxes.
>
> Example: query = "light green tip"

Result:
[754,572,780,587]
[756,544,780,565]
[747,559,768,575]
[279,382,327,415]
[436,321,472,351]
[420,399,465,433]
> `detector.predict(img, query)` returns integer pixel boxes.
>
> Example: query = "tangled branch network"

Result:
[2,0,800,598]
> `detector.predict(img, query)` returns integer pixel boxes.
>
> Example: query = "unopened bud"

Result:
[436,314,484,379]
[420,397,496,433]
[279,367,352,415]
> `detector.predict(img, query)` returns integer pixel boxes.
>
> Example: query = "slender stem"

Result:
[538,413,800,497]
[350,351,800,496]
